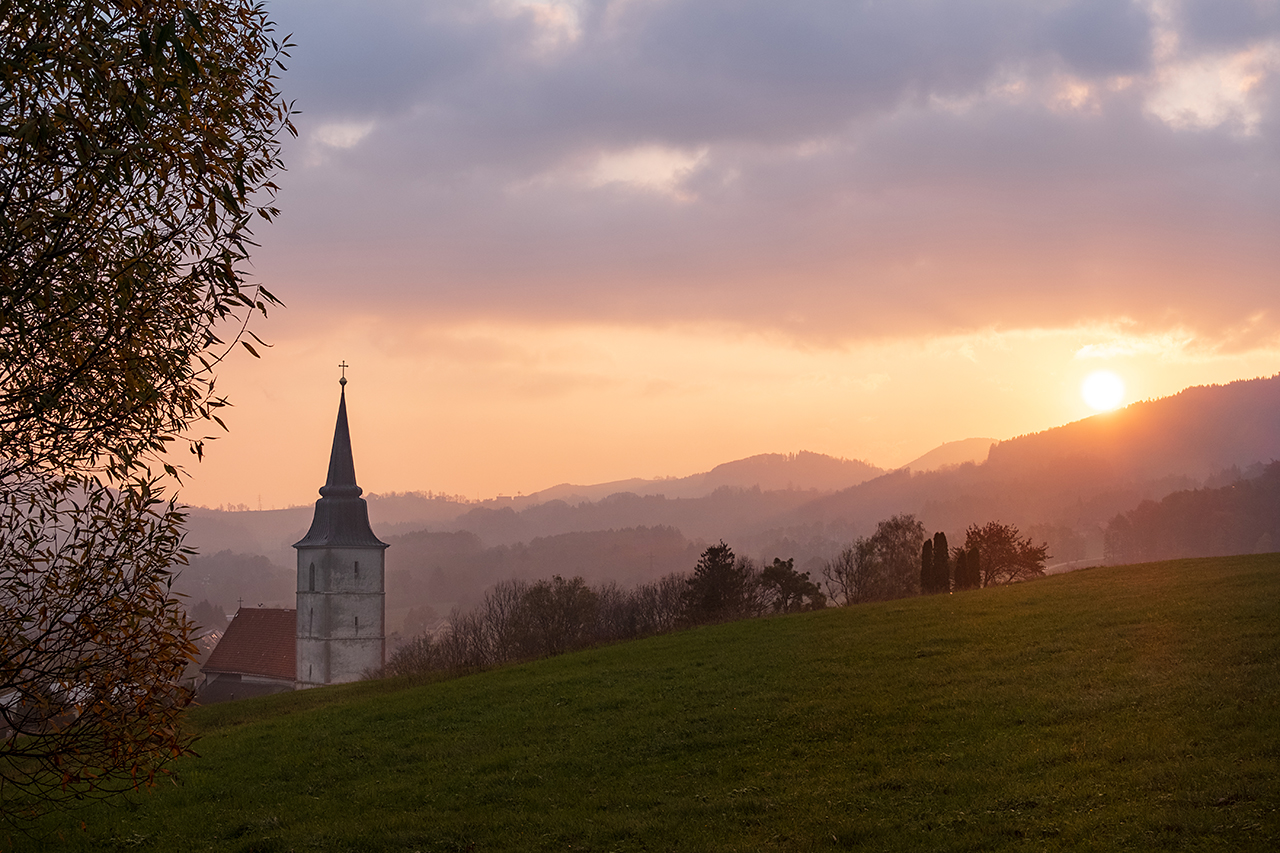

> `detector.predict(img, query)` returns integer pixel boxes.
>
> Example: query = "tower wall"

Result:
[296,545,386,688]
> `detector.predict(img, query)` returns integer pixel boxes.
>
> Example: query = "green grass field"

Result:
[8,555,1279,852]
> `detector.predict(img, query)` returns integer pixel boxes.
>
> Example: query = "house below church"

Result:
[198,607,296,703]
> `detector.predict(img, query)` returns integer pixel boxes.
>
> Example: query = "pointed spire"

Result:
[294,371,387,550]
[319,383,362,499]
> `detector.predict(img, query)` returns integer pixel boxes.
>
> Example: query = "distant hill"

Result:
[901,437,996,471]
[385,525,699,617]
[987,374,1280,480]
[181,506,314,569]
[528,451,883,503]
[797,373,1280,548]
[182,493,476,567]
[179,374,1280,619]
[1103,461,1280,564]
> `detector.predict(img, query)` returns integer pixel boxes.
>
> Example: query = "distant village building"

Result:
[198,373,387,701]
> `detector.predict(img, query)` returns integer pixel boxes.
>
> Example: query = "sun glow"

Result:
[1082,370,1125,411]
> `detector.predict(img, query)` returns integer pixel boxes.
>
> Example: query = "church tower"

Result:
[294,374,388,688]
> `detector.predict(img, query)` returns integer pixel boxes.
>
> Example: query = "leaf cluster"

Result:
[0,0,292,820]
[0,0,294,481]
[0,477,195,817]
[963,520,1049,586]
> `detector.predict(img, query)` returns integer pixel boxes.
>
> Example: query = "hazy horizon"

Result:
[178,0,1280,509]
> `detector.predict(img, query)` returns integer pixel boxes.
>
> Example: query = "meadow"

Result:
[9,554,1279,852]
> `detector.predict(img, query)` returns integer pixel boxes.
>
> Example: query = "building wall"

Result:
[296,545,385,688]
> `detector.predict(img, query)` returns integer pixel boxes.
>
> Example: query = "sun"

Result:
[1081,370,1125,412]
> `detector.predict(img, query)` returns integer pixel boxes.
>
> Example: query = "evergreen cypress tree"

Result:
[932,531,949,593]
[953,549,968,590]
[920,539,933,594]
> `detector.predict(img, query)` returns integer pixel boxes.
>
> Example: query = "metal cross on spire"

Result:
[338,360,348,386]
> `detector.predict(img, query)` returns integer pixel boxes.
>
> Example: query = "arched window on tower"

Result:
[309,562,315,592]
[354,560,360,577]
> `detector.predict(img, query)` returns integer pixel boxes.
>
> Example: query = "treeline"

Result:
[822,515,1049,604]
[451,487,827,548]
[385,514,1046,679]
[384,547,825,677]
[386,525,699,610]
[1103,461,1280,564]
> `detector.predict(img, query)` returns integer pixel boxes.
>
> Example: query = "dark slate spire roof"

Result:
[294,380,388,550]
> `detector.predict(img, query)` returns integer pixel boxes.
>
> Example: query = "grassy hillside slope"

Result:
[13,556,1279,852]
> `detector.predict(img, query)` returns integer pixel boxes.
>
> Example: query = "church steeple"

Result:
[294,375,387,549]
[319,380,361,500]
[294,367,388,689]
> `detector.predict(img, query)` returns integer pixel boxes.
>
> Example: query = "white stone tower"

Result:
[294,374,388,688]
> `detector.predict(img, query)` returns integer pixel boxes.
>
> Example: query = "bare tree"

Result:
[822,547,856,606]
[824,515,926,605]
[481,579,529,662]
[520,576,599,657]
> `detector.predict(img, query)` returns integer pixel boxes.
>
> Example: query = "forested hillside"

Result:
[1104,462,1280,564]
[180,376,1280,628]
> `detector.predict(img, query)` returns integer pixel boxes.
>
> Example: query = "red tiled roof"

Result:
[203,608,296,681]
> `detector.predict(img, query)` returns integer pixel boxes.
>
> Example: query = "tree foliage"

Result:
[963,522,1049,586]
[932,532,950,593]
[1,0,292,816]
[386,546,828,680]
[953,546,981,591]
[920,538,933,594]
[758,557,825,613]
[1,0,292,477]
[684,541,752,623]
[1103,462,1280,564]
[921,531,950,594]
[823,514,925,604]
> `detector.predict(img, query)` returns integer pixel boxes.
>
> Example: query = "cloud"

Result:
[1146,41,1280,133]
[1177,0,1280,52]
[255,0,1280,348]
[312,121,376,150]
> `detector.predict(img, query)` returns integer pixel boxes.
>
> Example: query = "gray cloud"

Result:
[1041,0,1152,75]
[1179,0,1280,50]
[256,0,1280,345]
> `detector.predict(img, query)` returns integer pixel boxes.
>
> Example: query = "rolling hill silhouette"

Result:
[799,373,1280,540]
[181,374,1280,621]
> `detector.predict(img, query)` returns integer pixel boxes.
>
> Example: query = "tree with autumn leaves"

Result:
[962,522,1050,586]
[1,0,292,817]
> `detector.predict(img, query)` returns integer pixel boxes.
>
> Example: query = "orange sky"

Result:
[178,309,1280,509]
[173,1,1280,508]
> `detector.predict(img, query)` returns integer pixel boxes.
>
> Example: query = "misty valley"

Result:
[181,374,1280,653]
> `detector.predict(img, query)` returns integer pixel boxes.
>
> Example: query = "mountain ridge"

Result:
[179,374,1280,621]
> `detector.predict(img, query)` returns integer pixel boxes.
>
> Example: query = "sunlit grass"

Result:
[10,554,1279,851]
